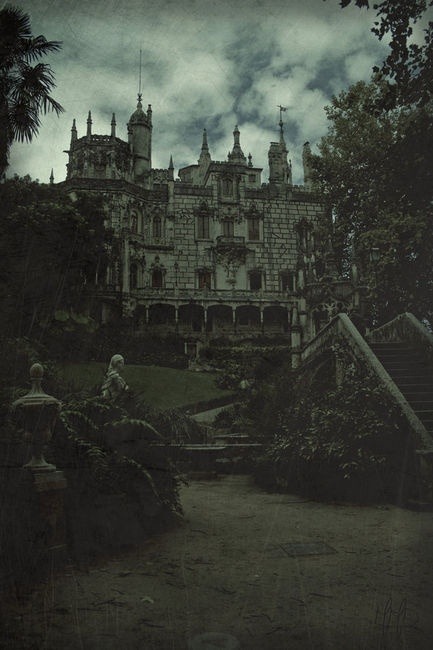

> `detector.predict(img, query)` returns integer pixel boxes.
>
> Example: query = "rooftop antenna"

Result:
[277,104,287,130]
[138,48,142,102]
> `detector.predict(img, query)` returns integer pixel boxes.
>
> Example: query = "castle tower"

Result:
[127,94,152,185]
[268,110,291,186]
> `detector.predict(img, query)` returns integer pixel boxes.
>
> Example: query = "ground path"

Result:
[3,475,433,649]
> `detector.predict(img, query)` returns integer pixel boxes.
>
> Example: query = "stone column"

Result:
[291,305,301,369]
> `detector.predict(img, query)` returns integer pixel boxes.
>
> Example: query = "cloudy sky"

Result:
[9,0,392,184]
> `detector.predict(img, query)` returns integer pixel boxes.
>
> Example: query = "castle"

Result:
[59,95,364,360]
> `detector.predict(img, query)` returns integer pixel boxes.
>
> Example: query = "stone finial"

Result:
[49,168,54,185]
[111,113,116,138]
[248,153,253,168]
[12,364,61,472]
[199,128,211,165]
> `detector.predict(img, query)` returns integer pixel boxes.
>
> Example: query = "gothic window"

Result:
[222,219,234,238]
[198,270,211,289]
[153,216,162,238]
[130,263,138,289]
[197,213,210,239]
[248,217,260,241]
[249,270,262,291]
[131,213,138,233]
[152,269,163,288]
[280,270,295,292]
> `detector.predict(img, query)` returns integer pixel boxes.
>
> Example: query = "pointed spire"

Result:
[198,128,211,165]
[86,111,92,138]
[70,118,77,144]
[137,93,143,109]
[248,152,253,168]
[169,154,174,170]
[147,104,152,124]
[168,155,174,180]
[49,169,54,185]
[111,113,116,138]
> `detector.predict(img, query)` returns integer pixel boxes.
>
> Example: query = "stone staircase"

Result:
[369,341,433,437]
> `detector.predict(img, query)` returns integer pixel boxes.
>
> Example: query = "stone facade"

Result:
[59,96,364,348]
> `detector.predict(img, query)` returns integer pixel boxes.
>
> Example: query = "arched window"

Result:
[130,213,138,233]
[222,177,233,196]
[152,269,163,288]
[153,216,162,238]
[130,263,138,289]
[197,213,210,239]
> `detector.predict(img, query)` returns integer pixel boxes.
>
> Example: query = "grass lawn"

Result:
[60,363,233,410]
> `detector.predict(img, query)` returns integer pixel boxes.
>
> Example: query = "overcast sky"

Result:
[9,0,392,184]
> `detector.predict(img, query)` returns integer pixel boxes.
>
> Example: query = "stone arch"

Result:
[207,304,233,333]
[149,303,175,325]
[236,305,260,327]
[264,305,288,332]
[178,303,204,332]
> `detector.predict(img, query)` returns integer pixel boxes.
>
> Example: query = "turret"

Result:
[228,125,246,165]
[70,118,77,146]
[127,94,152,184]
[268,111,291,186]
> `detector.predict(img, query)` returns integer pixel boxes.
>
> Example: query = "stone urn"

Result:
[12,363,61,472]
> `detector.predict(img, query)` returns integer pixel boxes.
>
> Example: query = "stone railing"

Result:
[302,313,433,451]
[129,287,294,304]
[367,313,433,364]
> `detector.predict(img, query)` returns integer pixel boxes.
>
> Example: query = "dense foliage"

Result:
[313,79,433,324]
[0,176,106,343]
[0,5,63,175]
[250,342,416,502]
[317,1,433,325]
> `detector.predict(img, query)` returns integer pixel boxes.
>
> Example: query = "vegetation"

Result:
[250,340,417,502]
[0,5,63,176]
[0,176,106,341]
[60,361,233,410]
[316,1,433,325]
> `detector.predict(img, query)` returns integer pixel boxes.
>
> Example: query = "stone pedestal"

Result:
[29,469,69,566]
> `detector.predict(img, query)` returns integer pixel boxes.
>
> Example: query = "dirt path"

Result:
[2,475,433,650]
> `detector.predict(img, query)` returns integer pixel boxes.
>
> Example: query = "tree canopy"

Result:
[312,78,433,325]
[335,0,433,107]
[0,4,63,176]
[0,176,106,340]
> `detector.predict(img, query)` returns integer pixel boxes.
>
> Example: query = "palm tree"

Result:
[0,4,64,177]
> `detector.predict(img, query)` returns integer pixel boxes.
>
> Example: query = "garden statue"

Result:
[101,354,129,400]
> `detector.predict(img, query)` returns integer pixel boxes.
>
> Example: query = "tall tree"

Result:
[313,79,433,325]
[335,0,433,107]
[0,4,63,177]
[0,176,106,339]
